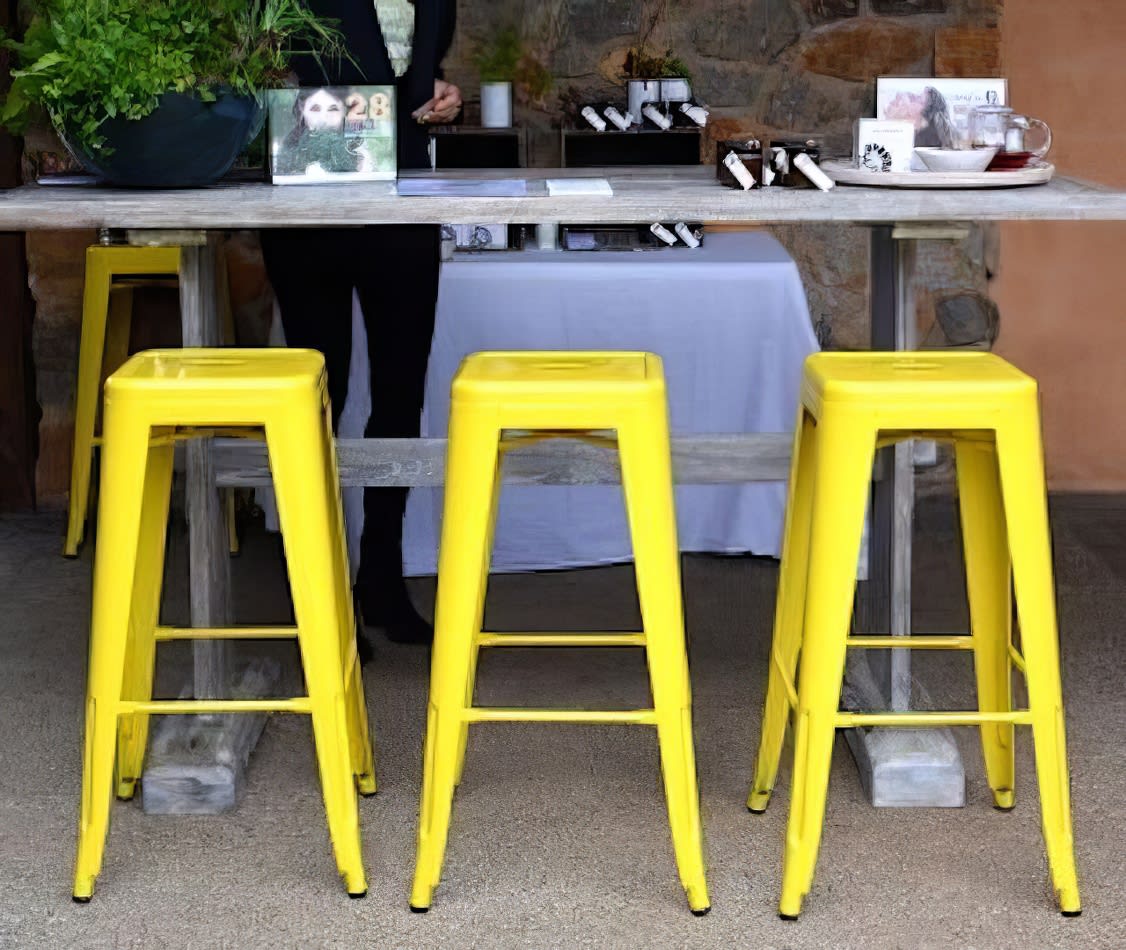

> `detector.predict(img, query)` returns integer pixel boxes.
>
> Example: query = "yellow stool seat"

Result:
[748,351,1081,918]
[73,348,375,902]
[410,351,710,915]
[65,245,239,557]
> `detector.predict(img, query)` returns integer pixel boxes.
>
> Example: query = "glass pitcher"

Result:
[968,105,1052,168]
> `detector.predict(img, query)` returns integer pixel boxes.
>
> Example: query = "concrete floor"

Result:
[1,495,1124,949]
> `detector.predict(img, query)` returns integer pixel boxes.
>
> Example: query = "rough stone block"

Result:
[568,0,639,42]
[692,0,802,64]
[799,18,934,82]
[800,0,860,22]
[871,0,947,12]
[935,26,1002,78]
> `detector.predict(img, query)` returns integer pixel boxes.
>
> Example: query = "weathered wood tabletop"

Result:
[2,166,1124,229]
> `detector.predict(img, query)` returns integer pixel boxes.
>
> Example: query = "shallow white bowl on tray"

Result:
[821,158,1055,189]
[914,146,998,173]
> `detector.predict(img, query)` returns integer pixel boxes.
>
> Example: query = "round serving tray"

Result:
[821,159,1055,189]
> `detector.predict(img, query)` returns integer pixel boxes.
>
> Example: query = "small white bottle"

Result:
[643,104,673,131]
[650,222,678,246]
[581,106,607,132]
[679,103,709,128]
[723,151,756,191]
[793,152,835,192]
[603,106,632,132]
[674,222,701,248]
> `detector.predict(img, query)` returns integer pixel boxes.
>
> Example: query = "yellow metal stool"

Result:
[409,351,710,915]
[64,245,239,557]
[72,348,376,902]
[747,351,1081,919]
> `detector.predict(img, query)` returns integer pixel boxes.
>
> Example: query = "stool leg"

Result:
[410,411,501,912]
[268,408,368,897]
[995,416,1081,915]
[65,259,116,557]
[618,408,710,915]
[779,414,875,920]
[454,469,502,788]
[750,408,818,813]
[115,432,175,800]
[73,415,153,901]
[955,436,1016,810]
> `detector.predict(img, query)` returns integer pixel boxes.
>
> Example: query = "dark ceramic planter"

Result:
[64,91,261,188]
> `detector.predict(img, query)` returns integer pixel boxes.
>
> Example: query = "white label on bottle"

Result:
[723,151,756,190]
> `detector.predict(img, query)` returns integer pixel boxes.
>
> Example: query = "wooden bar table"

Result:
[5,167,1122,810]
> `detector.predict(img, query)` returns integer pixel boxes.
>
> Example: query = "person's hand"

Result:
[413,80,463,125]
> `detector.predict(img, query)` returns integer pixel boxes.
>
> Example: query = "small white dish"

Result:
[914,147,999,173]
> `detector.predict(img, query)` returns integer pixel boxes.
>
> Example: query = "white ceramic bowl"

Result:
[914,146,999,173]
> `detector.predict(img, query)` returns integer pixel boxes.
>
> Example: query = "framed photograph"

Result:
[876,77,1008,168]
[268,86,397,184]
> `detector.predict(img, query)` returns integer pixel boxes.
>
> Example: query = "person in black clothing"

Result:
[261,0,461,646]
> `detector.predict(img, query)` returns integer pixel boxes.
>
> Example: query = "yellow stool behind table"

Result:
[65,245,239,557]
[72,349,376,902]
[748,351,1081,919]
[409,351,710,916]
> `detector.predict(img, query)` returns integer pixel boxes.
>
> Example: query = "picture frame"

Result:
[267,86,397,184]
[876,77,1008,168]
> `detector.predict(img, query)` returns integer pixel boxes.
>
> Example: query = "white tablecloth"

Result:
[401,231,819,575]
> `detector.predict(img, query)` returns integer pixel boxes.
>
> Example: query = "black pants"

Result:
[260,225,440,584]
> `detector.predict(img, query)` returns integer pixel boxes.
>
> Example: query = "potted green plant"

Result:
[1,0,345,187]
[473,27,523,128]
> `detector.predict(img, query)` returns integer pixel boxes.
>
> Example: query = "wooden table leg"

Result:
[141,233,275,814]
[180,238,234,698]
[845,224,966,808]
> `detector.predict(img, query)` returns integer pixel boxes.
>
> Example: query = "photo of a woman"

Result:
[915,86,957,149]
[273,88,363,177]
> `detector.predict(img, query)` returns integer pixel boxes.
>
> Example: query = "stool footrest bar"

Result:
[121,698,312,715]
[155,626,300,641]
[1008,644,1027,673]
[464,708,658,725]
[846,635,974,650]
[836,710,1032,728]
[475,632,646,648]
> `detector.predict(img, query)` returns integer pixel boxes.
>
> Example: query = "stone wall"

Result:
[27,0,1004,503]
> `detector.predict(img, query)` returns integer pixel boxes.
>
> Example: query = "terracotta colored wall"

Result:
[993,3,1126,490]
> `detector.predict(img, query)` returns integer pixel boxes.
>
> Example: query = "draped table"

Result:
[4,167,1123,809]
[402,231,819,575]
